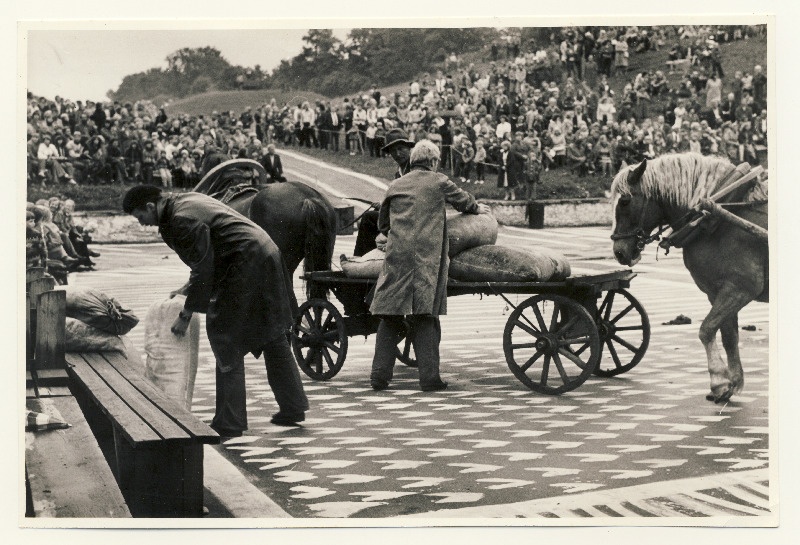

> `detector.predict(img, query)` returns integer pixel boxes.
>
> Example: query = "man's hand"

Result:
[375,233,388,251]
[169,283,189,299]
[171,311,191,337]
[477,203,493,215]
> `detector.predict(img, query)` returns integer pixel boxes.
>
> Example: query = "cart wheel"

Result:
[593,289,650,377]
[396,320,417,367]
[291,299,348,380]
[503,294,601,395]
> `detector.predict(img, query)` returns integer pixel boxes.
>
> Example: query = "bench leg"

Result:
[25,465,34,517]
[114,435,205,518]
[70,384,118,473]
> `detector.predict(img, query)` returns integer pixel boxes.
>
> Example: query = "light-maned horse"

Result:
[194,159,337,300]
[610,153,768,403]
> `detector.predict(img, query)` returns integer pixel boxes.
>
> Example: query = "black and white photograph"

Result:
[10,1,797,541]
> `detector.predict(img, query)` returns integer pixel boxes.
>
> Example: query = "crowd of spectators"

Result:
[26,196,100,283]
[26,24,767,200]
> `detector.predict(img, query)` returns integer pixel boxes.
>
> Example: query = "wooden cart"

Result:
[290,269,650,395]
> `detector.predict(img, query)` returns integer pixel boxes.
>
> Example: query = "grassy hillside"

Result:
[165,89,328,116]
[161,36,766,117]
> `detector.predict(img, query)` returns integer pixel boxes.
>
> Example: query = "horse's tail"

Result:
[301,197,335,300]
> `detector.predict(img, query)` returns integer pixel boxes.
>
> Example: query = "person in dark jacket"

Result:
[352,128,417,258]
[122,186,308,435]
[260,144,286,182]
[496,140,525,200]
[89,103,107,131]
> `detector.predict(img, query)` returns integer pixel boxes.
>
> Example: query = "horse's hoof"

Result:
[706,388,734,403]
[707,385,734,403]
[715,393,733,404]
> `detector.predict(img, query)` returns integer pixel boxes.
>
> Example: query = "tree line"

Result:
[108,28,502,102]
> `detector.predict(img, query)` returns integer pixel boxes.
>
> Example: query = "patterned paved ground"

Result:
[69,225,771,520]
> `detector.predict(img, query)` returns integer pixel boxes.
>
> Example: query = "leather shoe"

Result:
[88,250,101,257]
[271,412,305,426]
[420,381,448,392]
[211,425,243,438]
[371,380,389,391]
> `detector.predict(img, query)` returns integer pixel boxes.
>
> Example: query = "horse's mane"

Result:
[610,153,767,210]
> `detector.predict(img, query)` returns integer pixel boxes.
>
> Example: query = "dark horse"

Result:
[194,158,337,300]
[610,153,768,403]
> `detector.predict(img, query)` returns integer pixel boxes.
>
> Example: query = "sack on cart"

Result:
[449,244,571,282]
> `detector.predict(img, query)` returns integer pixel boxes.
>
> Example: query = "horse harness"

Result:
[609,194,673,251]
[610,171,767,255]
[611,198,766,255]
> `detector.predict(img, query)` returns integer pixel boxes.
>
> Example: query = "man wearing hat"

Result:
[353,127,417,256]
[382,128,415,179]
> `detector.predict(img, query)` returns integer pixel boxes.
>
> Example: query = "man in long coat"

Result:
[122,186,308,436]
[369,140,490,391]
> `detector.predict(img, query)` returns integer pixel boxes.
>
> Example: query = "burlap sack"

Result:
[64,317,125,352]
[449,245,571,282]
[59,287,139,335]
[340,248,385,279]
[447,212,498,257]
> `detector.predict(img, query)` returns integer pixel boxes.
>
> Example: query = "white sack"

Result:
[144,295,200,410]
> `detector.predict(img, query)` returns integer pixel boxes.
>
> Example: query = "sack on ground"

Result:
[144,295,200,410]
[449,244,572,282]
[341,248,385,279]
[59,287,139,335]
[65,317,125,352]
[447,212,498,257]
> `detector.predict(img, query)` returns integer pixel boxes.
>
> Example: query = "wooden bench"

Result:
[25,275,220,518]
[26,395,131,518]
[25,271,131,518]
[65,350,220,518]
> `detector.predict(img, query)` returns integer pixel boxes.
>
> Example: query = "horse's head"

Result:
[610,159,667,266]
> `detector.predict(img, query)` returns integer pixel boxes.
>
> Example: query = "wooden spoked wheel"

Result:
[593,289,650,377]
[291,299,348,380]
[503,294,601,395]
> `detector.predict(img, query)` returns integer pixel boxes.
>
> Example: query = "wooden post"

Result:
[26,267,46,284]
[34,290,66,370]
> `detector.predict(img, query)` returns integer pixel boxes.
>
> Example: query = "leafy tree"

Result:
[108,29,503,102]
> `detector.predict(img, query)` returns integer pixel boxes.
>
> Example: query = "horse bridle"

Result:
[609,194,671,251]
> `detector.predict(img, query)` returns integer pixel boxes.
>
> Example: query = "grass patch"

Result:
[26,183,190,212]
[28,184,129,211]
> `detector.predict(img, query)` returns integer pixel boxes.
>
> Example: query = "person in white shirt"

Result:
[299,101,317,148]
[409,80,420,99]
[434,71,446,95]
[353,103,368,150]
[495,115,512,139]
[164,135,182,161]
[37,134,75,185]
